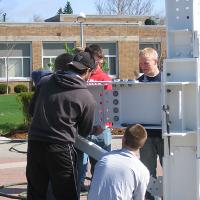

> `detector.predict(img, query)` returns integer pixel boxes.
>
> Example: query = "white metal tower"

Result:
[162,0,200,199]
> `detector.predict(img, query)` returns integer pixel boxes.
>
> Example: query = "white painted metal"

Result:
[77,82,163,196]
[147,176,163,197]
[75,135,107,161]
[88,82,161,128]
[163,0,200,199]
[76,0,200,198]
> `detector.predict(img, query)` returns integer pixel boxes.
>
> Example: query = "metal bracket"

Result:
[75,135,107,161]
[147,176,163,197]
[162,105,171,155]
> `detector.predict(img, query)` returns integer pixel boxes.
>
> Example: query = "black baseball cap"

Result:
[69,52,96,70]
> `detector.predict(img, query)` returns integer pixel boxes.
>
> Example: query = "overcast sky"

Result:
[0,0,165,22]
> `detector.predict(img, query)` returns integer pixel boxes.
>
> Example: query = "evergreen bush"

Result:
[14,84,28,93]
[0,84,11,94]
[17,92,33,127]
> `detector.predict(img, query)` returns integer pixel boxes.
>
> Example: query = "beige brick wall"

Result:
[50,14,149,24]
[32,41,42,70]
[118,41,139,79]
[0,20,166,89]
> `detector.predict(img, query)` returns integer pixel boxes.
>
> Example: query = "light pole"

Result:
[77,12,86,48]
[3,13,6,22]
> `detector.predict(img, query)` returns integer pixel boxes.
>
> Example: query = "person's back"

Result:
[88,124,150,200]
[29,71,96,143]
[88,149,149,200]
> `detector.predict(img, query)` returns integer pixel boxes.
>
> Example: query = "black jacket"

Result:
[29,71,96,144]
[137,72,161,82]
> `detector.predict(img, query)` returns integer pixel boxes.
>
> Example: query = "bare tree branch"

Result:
[95,0,106,15]
[33,15,44,22]
[0,0,4,21]
[95,0,153,15]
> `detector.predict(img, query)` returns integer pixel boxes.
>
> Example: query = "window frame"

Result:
[139,42,161,57]
[86,42,118,78]
[0,42,31,81]
[42,42,75,70]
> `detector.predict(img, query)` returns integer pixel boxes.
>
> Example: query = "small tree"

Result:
[144,17,156,25]
[17,92,34,127]
[63,1,73,14]
[64,43,76,55]
[102,60,110,73]
[57,8,63,14]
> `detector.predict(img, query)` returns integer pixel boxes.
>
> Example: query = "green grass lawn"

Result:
[0,94,25,135]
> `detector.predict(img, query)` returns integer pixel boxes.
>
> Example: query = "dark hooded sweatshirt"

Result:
[28,71,96,144]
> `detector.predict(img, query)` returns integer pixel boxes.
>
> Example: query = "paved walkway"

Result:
[0,136,122,200]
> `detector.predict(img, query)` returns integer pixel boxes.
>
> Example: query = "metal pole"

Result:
[80,21,84,48]
[6,63,9,94]
[3,13,6,22]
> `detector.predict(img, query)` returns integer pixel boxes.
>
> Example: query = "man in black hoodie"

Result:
[26,52,96,200]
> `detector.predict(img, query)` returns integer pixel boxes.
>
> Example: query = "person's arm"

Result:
[133,169,150,200]
[78,100,96,138]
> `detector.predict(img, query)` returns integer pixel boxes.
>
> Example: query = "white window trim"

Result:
[0,77,31,81]
[42,41,75,68]
[42,56,57,69]
[0,42,32,80]
[86,42,118,77]
[104,55,117,78]
[0,56,31,79]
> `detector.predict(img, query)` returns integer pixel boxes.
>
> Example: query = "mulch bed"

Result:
[111,128,125,135]
[3,128,125,140]
[4,130,28,139]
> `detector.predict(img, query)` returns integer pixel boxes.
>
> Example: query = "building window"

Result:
[42,42,75,70]
[0,43,31,79]
[139,42,161,57]
[86,42,117,77]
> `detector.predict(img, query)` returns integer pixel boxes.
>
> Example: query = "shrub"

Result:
[31,85,36,92]
[14,84,28,93]
[17,92,33,127]
[144,18,157,25]
[0,84,11,94]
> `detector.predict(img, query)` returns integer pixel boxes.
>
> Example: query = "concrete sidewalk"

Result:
[0,139,27,200]
[0,136,122,200]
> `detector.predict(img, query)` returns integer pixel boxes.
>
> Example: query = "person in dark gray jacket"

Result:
[26,52,96,200]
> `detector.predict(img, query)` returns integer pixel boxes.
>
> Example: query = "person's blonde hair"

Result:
[124,124,147,150]
[139,47,158,61]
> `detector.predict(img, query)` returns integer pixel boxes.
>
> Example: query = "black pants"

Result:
[26,141,78,200]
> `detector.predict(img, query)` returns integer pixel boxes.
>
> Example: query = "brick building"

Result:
[0,14,166,92]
